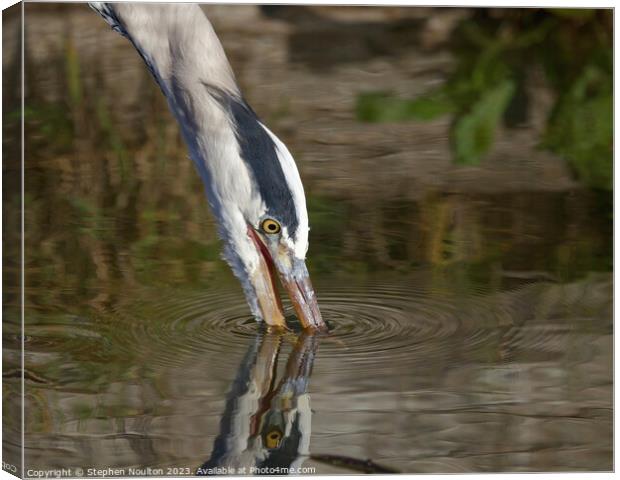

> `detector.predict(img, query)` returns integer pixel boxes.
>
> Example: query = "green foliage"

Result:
[355,9,612,190]
[305,195,349,273]
[544,65,612,190]
[356,91,454,122]
[95,96,130,179]
[22,105,74,151]
[453,80,515,165]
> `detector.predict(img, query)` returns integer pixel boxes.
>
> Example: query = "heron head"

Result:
[222,206,324,331]
[244,213,324,331]
[217,98,326,331]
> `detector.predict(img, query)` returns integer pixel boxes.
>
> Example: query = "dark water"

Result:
[3,4,612,474]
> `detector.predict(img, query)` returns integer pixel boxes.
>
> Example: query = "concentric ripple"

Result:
[23,277,588,383]
[87,280,575,375]
[102,289,262,369]
[313,283,496,371]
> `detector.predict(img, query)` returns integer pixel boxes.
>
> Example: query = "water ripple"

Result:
[23,279,588,380]
[93,281,547,372]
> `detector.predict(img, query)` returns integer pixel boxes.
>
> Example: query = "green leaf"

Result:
[356,91,454,123]
[452,80,515,165]
[545,66,612,190]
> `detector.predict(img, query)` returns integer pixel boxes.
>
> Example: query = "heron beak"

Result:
[277,255,327,331]
[247,226,326,331]
[247,227,287,329]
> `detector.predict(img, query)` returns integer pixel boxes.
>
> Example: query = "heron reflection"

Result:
[198,331,319,475]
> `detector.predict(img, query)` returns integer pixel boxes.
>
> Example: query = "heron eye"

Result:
[261,219,281,234]
[265,429,283,449]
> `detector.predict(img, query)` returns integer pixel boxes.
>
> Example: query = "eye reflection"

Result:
[265,429,283,449]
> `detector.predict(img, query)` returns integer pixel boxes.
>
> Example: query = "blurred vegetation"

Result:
[2,5,612,331]
[357,8,612,190]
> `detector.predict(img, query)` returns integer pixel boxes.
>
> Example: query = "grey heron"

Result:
[90,3,326,331]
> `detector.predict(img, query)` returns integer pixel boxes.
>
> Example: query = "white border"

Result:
[0,1,615,480]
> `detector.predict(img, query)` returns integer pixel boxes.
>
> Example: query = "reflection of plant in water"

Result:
[357,9,612,190]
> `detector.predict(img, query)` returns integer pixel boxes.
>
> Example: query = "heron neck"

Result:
[106,4,239,98]
[101,3,254,224]
[94,3,267,312]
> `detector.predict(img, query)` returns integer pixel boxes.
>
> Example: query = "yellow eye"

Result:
[261,218,281,234]
[265,429,283,449]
